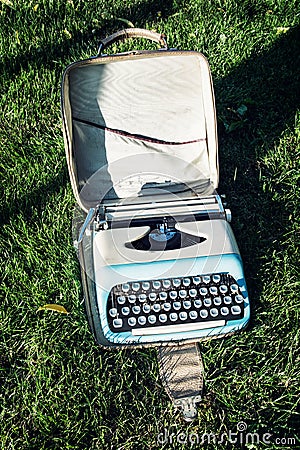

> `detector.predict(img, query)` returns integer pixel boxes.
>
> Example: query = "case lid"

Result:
[61,29,219,212]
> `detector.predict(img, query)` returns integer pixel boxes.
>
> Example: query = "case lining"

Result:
[64,53,218,210]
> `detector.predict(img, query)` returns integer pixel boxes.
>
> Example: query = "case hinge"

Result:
[95,205,108,231]
[74,207,96,249]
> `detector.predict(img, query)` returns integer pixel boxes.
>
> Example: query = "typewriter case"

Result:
[61,28,250,350]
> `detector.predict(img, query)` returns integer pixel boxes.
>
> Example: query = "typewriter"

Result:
[62,29,250,348]
[76,179,250,347]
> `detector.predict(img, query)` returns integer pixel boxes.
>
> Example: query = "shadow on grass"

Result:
[200,25,300,431]
[0,167,68,226]
[0,0,174,79]
[214,25,300,305]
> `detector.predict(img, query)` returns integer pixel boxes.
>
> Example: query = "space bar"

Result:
[132,320,226,336]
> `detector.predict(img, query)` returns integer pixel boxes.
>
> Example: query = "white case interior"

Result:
[62,52,218,211]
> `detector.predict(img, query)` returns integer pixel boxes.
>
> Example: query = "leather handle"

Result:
[97,28,167,56]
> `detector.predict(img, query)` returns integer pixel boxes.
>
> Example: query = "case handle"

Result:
[97,28,167,56]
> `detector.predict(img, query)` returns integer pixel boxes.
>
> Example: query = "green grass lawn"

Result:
[1,0,299,448]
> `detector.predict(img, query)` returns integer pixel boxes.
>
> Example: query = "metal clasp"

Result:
[174,395,201,422]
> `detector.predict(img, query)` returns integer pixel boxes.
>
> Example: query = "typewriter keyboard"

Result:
[107,273,245,335]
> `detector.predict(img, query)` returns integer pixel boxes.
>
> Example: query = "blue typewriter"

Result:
[61,28,250,348]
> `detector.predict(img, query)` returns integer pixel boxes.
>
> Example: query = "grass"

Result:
[0,0,299,448]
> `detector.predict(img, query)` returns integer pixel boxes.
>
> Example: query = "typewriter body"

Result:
[61,29,250,348]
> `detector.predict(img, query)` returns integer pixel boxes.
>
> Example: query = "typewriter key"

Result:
[163,302,171,312]
[149,292,157,301]
[132,305,141,315]
[132,282,140,291]
[169,291,177,300]
[212,274,221,283]
[143,304,151,314]
[170,312,178,322]
[210,308,219,318]
[153,280,161,289]
[231,305,241,315]
[113,318,123,328]
[200,309,208,319]
[128,294,136,303]
[213,297,222,306]
[203,298,212,307]
[219,285,228,294]
[189,310,198,320]
[189,289,197,297]
[138,316,147,326]
[142,282,150,290]
[117,296,126,305]
[183,300,191,309]
[194,299,202,308]
[230,284,239,293]
[209,286,218,295]
[173,279,181,288]
[179,311,188,321]
[128,317,136,327]
[223,296,232,305]
[148,315,156,324]
[109,308,118,317]
[139,294,147,302]
[221,307,229,316]
[163,279,171,289]
[200,287,208,296]
[202,275,211,284]
[235,295,244,304]
[192,276,201,285]
[159,313,167,323]
[173,301,181,310]
[159,292,168,301]
[153,303,161,312]
[121,283,130,293]
[179,289,187,299]
[121,307,130,316]
[183,278,191,287]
